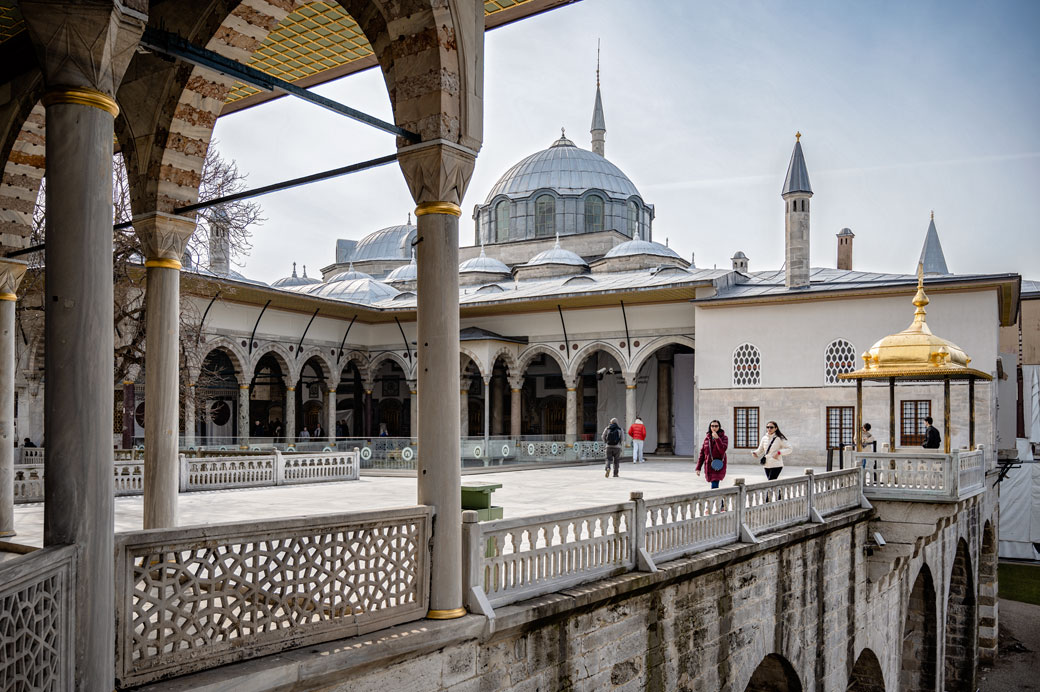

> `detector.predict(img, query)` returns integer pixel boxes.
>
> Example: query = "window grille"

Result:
[584,195,604,233]
[826,406,855,450]
[535,195,554,237]
[733,407,759,448]
[732,343,761,387]
[824,339,857,385]
[627,200,638,237]
[900,400,931,446]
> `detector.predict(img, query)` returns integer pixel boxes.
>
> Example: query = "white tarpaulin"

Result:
[1030,367,1040,442]
[998,438,1040,561]
[673,354,695,456]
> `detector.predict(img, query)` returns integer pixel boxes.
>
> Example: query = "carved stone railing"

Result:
[857,447,986,502]
[464,470,866,617]
[14,447,44,465]
[114,506,431,688]
[0,545,76,690]
[13,450,360,503]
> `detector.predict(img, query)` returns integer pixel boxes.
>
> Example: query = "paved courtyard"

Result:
[9,458,816,546]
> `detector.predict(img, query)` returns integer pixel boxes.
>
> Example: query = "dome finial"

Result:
[912,261,930,326]
[561,126,566,139]
[408,212,412,225]
[930,209,934,220]
[302,265,308,278]
[554,231,561,248]
[795,131,801,142]
[596,38,601,88]
[291,261,298,277]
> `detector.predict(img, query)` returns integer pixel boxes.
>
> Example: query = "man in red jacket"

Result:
[628,416,647,463]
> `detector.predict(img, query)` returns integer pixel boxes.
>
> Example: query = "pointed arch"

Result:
[459,346,486,381]
[196,336,248,382]
[743,653,802,692]
[944,539,977,690]
[518,344,568,378]
[847,648,885,692]
[250,343,295,384]
[296,347,336,384]
[567,341,627,381]
[901,563,938,692]
[338,350,371,382]
[369,350,411,380]
[629,335,697,377]
[487,345,520,381]
[0,101,46,249]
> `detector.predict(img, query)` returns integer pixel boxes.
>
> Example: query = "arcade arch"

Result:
[846,648,885,692]
[296,356,329,440]
[944,540,977,690]
[978,522,998,664]
[570,344,625,440]
[744,653,802,692]
[518,350,567,436]
[372,357,409,437]
[336,358,368,438]
[901,564,938,691]
[195,348,240,444]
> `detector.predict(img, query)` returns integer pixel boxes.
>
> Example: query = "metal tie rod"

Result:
[138,27,420,143]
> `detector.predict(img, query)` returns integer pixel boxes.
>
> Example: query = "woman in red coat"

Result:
[696,419,728,488]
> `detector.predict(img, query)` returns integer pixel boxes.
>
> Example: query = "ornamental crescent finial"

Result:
[795,131,801,142]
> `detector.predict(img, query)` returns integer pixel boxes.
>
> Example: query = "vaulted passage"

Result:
[901,565,937,691]
[944,540,977,690]
[744,654,802,692]
[846,648,885,692]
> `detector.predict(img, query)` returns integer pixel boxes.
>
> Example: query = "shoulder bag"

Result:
[759,436,776,466]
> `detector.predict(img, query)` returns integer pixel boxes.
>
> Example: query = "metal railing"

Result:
[464,468,865,616]
[856,446,987,502]
[114,506,431,688]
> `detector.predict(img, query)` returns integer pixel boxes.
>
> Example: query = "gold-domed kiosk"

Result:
[839,264,993,454]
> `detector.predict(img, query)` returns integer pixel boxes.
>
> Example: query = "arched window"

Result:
[495,200,509,242]
[535,195,555,237]
[627,200,639,237]
[732,343,761,387]
[824,339,857,385]
[584,195,604,233]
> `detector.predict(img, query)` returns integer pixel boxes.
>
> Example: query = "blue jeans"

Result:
[632,439,644,462]
[711,480,720,489]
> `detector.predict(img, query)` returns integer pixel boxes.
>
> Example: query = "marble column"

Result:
[625,377,637,432]
[575,375,584,440]
[364,388,374,437]
[409,382,418,439]
[482,378,490,448]
[490,375,504,437]
[121,380,135,448]
[183,383,196,450]
[284,385,296,444]
[510,381,523,438]
[0,259,27,537]
[460,377,470,436]
[655,352,674,454]
[25,3,145,686]
[326,386,338,445]
[565,378,578,445]
[135,212,195,529]
[238,384,250,448]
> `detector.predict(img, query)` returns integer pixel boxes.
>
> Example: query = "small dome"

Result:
[328,262,373,282]
[525,236,588,267]
[732,251,748,260]
[303,277,400,304]
[348,222,417,262]
[604,239,681,260]
[272,262,321,288]
[460,247,510,275]
[837,228,854,237]
[385,254,417,282]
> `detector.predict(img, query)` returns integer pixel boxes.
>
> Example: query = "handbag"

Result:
[759,436,776,466]
[710,458,724,472]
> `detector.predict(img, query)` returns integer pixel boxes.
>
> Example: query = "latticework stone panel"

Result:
[115,507,432,687]
[732,343,761,387]
[0,546,75,692]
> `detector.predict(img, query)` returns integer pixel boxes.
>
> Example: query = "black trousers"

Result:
[764,467,782,480]
[605,447,621,475]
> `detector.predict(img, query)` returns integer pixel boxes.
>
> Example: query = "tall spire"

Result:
[591,40,606,157]
[782,132,812,195]
[918,213,949,275]
[782,133,813,289]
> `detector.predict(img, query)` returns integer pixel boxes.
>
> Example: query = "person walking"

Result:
[602,417,624,478]
[860,423,876,452]
[922,416,941,449]
[696,419,728,488]
[628,415,647,463]
[750,421,791,480]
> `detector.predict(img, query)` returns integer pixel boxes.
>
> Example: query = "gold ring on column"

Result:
[414,201,462,217]
[426,607,467,620]
[145,258,182,270]
[0,292,17,301]
[42,87,119,118]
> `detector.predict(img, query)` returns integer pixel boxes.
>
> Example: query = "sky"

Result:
[212,0,1040,284]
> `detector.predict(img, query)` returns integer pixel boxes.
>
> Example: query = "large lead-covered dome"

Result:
[349,223,416,262]
[486,134,641,200]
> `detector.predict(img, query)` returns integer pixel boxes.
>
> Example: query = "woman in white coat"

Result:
[749,421,792,480]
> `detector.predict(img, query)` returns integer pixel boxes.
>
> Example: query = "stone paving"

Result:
[9,457,817,546]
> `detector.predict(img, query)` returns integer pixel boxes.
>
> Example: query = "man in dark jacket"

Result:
[922,416,941,449]
[602,418,623,478]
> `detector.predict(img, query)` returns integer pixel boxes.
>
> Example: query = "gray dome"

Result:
[604,239,681,260]
[460,247,510,275]
[525,238,588,267]
[302,277,400,304]
[272,263,321,288]
[385,256,417,282]
[349,223,417,262]
[192,265,268,287]
[486,134,641,201]
[329,262,373,282]
[732,251,748,259]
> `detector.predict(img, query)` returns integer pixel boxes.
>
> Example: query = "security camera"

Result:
[873,532,886,547]
[596,367,616,381]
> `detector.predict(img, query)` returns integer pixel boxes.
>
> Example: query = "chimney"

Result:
[731,251,748,273]
[208,206,231,275]
[836,228,854,270]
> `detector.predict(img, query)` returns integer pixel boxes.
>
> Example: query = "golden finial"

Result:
[596,39,601,88]
[795,131,801,142]
[930,210,934,220]
[912,261,930,325]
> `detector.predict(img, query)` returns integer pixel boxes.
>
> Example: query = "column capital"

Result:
[133,212,196,266]
[0,258,28,299]
[396,140,478,206]
[21,1,146,96]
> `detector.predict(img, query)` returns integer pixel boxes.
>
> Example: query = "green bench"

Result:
[461,482,503,521]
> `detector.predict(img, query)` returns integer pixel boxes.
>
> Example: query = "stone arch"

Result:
[487,345,520,382]
[195,336,248,382]
[338,350,371,383]
[978,520,998,664]
[901,563,938,691]
[369,350,411,381]
[846,648,885,692]
[296,347,336,384]
[459,346,486,381]
[0,101,46,251]
[567,341,627,382]
[629,334,697,377]
[743,653,802,692]
[249,343,295,384]
[518,344,568,379]
[944,539,977,690]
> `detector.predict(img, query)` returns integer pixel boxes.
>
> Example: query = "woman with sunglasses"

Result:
[750,421,791,480]
[696,420,728,488]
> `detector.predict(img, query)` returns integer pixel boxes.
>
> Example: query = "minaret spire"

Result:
[782,133,813,289]
[591,40,606,157]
